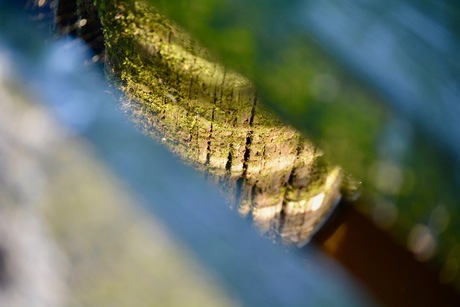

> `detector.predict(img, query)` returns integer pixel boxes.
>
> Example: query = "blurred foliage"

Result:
[146,0,460,288]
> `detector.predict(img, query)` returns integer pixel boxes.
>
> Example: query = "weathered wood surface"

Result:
[82,0,350,245]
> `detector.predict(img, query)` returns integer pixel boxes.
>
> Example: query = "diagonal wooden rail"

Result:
[1,2,373,306]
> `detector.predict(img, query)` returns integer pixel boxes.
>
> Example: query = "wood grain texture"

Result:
[73,0,351,245]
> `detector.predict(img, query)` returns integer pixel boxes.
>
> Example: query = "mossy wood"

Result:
[73,0,350,245]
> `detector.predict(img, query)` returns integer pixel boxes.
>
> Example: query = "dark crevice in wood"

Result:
[241,95,257,178]
[225,144,233,173]
[242,133,252,178]
[205,107,215,167]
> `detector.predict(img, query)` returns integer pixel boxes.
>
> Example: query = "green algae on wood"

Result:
[92,0,349,245]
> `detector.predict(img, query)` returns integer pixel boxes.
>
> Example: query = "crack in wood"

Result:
[205,108,215,167]
[242,95,257,178]
[225,144,233,173]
